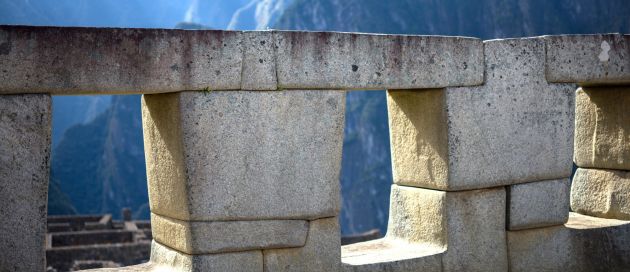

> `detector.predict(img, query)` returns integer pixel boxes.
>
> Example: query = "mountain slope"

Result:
[227,0,295,30]
[51,96,111,147]
[50,95,147,219]
[0,0,192,28]
[276,0,630,38]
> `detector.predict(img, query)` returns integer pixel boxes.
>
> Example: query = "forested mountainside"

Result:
[275,0,630,235]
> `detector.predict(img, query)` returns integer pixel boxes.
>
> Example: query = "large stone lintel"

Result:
[275,31,483,90]
[545,34,630,85]
[0,25,483,95]
[0,25,244,94]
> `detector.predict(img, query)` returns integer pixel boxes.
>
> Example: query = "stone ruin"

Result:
[46,210,152,271]
[0,25,629,271]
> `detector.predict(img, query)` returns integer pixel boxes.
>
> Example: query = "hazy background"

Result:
[1,0,628,236]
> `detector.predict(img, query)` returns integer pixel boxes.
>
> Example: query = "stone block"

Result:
[571,168,630,220]
[388,38,575,190]
[508,178,570,230]
[142,90,345,221]
[0,25,243,95]
[384,185,507,272]
[441,187,507,272]
[150,240,263,272]
[574,87,630,170]
[0,94,51,272]
[386,185,446,248]
[507,224,575,272]
[263,217,341,272]
[241,31,277,90]
[508,212,630,272]
[341,238,443,272]
[546,34,630,85]
[151,213,308,254]
[275,31,483,90]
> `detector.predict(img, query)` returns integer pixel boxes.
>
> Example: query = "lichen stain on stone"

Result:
[598,41,611,62]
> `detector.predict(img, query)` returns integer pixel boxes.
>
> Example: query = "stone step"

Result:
[341,238,443,272]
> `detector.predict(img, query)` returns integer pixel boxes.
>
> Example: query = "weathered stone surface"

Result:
[241,31,277,90]
[263,217,341,272]
[508,212,630,272]
[341,186,505,271]
[571,168,630,220]
[386,185,446,248]
[574,87,630,170]
[150,240,263,272]
[508,178,570,230]
[0,25,243,94]
[0,94,51,272]
[507,224,575,272]
[379,185,506,272]
[388,38,575,190]
[0,25,483,94]
[151,213,308,254]
[83,263,154,271]
[142,90,345,221]
[546,34,630,85]
[387,89,449,190]
[341,238,443,272]
[275,31,483,90]
[444,38,574,189]
[441,187,507,272]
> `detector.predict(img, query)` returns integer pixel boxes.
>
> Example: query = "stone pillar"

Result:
[141,90,345,272]
[0,94,52,272]
[341,38,575,272]
[571,86,630,220]
[504,34,630,272]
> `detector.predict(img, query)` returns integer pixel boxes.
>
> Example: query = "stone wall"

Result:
[45,213,152,271]
[0,25,628,271]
